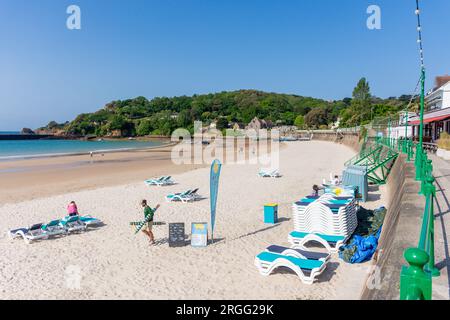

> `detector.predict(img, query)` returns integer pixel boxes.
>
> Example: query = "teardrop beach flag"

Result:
[210,159,222,242]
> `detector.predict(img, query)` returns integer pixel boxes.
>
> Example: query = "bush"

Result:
[437,132,450,151]
[359,126,368,142]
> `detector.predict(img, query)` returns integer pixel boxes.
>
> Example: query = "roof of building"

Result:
[408,107,450,125]
[435,75,450,89]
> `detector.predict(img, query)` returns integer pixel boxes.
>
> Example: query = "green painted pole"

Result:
[424,177,440,277]
[416,68,426,180]
[405,109,410,155]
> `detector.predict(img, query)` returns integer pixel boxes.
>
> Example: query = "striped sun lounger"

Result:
[254,251,327,285]
[265,245,330,262]
[8,223,49,244]
[288,231,348,253]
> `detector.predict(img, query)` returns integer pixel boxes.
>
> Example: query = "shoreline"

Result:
[0,141,177,162]
[0,142,199,205]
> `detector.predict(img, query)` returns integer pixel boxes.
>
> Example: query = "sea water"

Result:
[0,134,166,160]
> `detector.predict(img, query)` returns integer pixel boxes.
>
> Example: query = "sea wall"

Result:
[310,131,426,299]
[360,154,424,300]
[305,130,361,152]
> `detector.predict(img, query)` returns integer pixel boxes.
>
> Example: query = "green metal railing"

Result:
[372,134,439,300]
[398,140,440,300]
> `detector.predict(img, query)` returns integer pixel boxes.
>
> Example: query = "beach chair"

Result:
[258,169,281,178]
[145,176,174,186]
[254,251,327,285]
[8,223,49,244]
[265,245,330,262]
[288,231,348,253]
[60,216,87,233]
[42,219,67,237]
[188,188,201,201]
[165,189,195,203]
[78,215,103,227]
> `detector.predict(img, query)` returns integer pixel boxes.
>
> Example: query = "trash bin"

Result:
[264,203,278,224]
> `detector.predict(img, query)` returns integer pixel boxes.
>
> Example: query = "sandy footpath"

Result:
[0,141,385,300]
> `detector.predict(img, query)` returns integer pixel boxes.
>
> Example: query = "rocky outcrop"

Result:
[21,128,35,135]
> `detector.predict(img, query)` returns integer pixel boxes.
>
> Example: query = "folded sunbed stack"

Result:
[292,194,357,238]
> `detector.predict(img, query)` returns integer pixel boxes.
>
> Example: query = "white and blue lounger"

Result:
[288,231,348,253]
[265,245,330,263]
[8,223,49,244]
[254,251,327,285]
[42,219,67,237]
[60,216,87,233]
[78,215,103,227]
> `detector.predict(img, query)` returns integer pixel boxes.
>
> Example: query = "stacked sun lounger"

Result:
[8,214,103,244]
[322,184,357,198]
[289,194,358,252]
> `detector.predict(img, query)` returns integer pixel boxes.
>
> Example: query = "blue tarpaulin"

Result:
[339,228,381,263]
[339,206,386,264]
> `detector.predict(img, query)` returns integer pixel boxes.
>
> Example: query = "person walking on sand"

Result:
[67,201,79,216]
[141,200,159,245]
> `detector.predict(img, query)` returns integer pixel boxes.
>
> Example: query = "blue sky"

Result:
[1,0,449,130]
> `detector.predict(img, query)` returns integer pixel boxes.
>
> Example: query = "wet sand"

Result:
[0,144,202,204]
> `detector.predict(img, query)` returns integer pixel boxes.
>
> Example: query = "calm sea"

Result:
[0,132,166,160]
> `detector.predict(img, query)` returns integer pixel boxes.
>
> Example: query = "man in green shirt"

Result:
[141,200,159,244]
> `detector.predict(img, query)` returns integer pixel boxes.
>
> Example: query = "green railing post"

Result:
[423,176,440,277]
[415,144,422,180]
[400,248,431,300]
[407,139,413,162]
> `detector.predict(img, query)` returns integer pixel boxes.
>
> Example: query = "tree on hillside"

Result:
[216,117,229,130]
[353,78,371,103]
[340,78,372,127]
[294,115,305,129]
[304,108,328,129]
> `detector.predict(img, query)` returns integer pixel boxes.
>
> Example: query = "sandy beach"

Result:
[0,140,386,300]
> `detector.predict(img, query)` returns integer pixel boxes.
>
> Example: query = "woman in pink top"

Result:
[67,201,79,216]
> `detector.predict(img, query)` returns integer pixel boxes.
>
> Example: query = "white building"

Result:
[426,78,450,110]
[408,76,450,142]
[390,111,416,139]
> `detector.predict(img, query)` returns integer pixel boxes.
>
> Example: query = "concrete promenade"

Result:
[431,155,450,300]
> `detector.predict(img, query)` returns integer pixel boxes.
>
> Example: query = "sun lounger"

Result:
[288,231,348,253]
[145,176,175,186]
[258,169,281,178]
[165,189,196,203]
[78,215,102,226]
[188,188,201,200]
[8,223,49,244]
[60,216,87,233]
[254,251,327,284]
[265,245,330,262]
[42,219,67,237]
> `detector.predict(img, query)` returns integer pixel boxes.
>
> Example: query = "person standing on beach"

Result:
[311,185,320,197]
[141,200,158,245]
[331,175,340,185]
[67,201,79,216]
